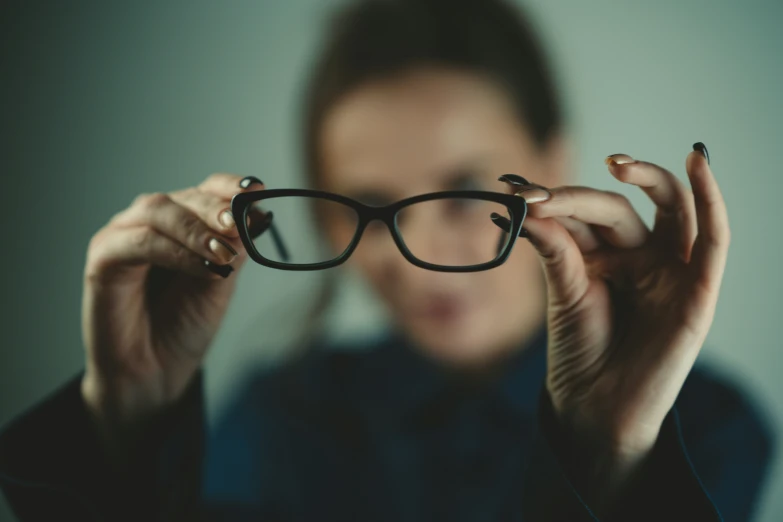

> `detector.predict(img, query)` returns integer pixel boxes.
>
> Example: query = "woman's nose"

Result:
[399,220,465,267]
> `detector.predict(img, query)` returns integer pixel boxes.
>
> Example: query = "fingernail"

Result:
[604,154,635,166]
[204,259,234,278]
[239,176,264,189]
[219,210,235,229]
[498,174,532,186]
[692,142,710,165]
[249,211,274,239]
[514,186,551,204]
[520,227,530,238]
[209,238,237,263]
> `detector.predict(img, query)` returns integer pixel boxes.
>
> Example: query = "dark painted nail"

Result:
[498,174,532,186]
[692,142,710,165]
[519,227,530,238]
[250,211,274,239]
[204,259,234,278]
[239,176,265,189]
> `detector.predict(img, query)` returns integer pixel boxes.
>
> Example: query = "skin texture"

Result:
[81,176,260,446]
[80,67,729,515]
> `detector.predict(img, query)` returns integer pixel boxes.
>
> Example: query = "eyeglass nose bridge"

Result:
[350,204,424,264]
[358,201,505,270]
[352,203,400,231]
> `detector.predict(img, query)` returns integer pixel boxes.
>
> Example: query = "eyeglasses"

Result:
[231,188,528,272]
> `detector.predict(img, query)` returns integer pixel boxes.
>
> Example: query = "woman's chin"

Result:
[406,320,504,368]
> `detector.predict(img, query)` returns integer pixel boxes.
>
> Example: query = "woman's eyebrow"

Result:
[342,190,394,207]
[440,165,486,191]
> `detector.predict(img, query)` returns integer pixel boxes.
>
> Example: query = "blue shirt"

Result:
[0,327,775,521]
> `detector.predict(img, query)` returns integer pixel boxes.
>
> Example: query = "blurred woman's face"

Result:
[318,68,566,367]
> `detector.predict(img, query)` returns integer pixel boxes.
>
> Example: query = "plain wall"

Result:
[2,1,782,520]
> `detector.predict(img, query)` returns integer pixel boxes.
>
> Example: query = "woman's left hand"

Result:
[504,144,729,507]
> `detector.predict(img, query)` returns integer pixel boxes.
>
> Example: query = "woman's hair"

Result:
[301,0,564,189]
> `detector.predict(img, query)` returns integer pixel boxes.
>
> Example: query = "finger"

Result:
[170,188,239,238]
[85,226,231,282]
[491,213,602,253]
[605,154,697,262]
[522,216,589,311]
[685,145,730,291]
[553,216,603,253]
[527,186,650,249]
[198,173,265,199]
[496,176,603,252]
[110,193,240,266]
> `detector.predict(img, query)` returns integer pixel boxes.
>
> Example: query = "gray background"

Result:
[2,1,782,520]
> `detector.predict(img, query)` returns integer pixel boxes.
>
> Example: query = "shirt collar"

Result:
[360,325,548,420]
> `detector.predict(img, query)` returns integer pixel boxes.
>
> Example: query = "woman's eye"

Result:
[445,198,480,216]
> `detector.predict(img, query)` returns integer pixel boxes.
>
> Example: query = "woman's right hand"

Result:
[80,173,265,430]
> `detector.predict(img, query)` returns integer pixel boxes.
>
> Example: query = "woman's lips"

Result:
[413,295,470,323]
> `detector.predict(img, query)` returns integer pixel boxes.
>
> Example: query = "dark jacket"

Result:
[0,328,774,521]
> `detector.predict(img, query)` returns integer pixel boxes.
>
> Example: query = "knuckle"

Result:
[130,225,155,250]
[167,242,187,265]
[605,191,631,208]
[203,172,229,188]
[672,182,691,205]
[84,228,119,282]
[177,187,199,200]
[134,192,170,211]
[131,192,151,207]
[84,235,109,279]
[84,254,115,284]
[107,209,126,225]
[86,227,109,254]
[182,213,206,247]
[83,262,105,285]
[557,186,577,200]
[553,187,576,209]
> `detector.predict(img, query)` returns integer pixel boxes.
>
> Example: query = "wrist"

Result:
[80,373,157,472]
[547,382,660,457]
[543,390,659,516]
[81,370,159,425]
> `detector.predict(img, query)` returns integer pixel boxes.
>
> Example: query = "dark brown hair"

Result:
[301,0,564,189]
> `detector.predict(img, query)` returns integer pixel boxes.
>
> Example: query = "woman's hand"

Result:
[504,144,729,509]
[81,174,266,433]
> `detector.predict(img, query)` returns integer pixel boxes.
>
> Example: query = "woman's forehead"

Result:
[318,68,537,195]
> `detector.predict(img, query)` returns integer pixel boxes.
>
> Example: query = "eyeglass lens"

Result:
[249,195,512,268]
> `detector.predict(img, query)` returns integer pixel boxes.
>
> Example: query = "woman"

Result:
[0,0,772,520]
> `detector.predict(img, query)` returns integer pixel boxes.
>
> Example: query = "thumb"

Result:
[523,216,589,311]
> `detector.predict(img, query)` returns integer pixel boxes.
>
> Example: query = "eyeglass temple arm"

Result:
[490,213,525,257]
[268,219,290,262]
[249,211,290,262]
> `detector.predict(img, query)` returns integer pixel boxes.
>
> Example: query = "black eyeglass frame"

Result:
[231,188,528,273]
